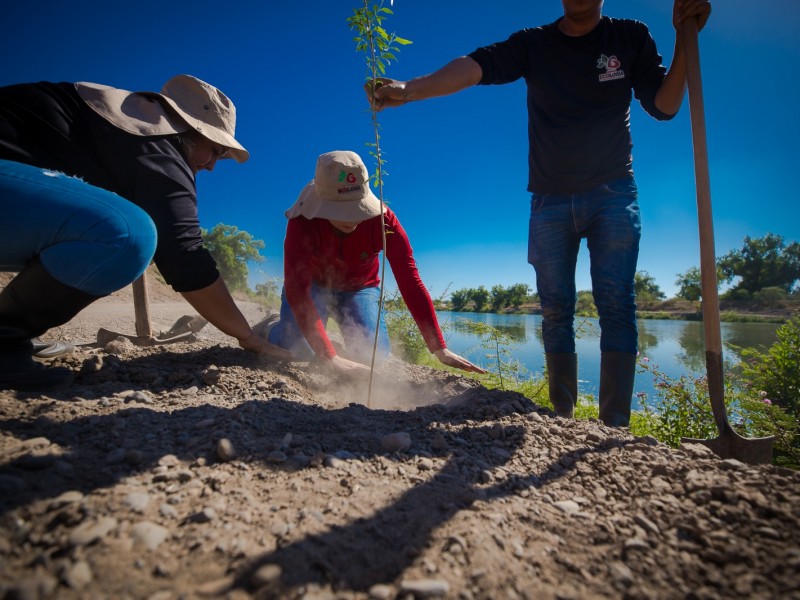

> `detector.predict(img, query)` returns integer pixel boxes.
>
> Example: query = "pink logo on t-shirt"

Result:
[597,54,625,82]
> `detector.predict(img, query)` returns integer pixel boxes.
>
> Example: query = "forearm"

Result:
[400,56,483,102]
[180,277,253,343]
[654,38,688,116]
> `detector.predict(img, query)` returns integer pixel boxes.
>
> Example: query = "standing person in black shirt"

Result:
[0,75,288,391]
[369,0,712,426]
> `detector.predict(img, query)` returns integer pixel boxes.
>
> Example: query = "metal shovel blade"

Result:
[679,352,773,466]
[683,427,775,465]
[96,315,207,347]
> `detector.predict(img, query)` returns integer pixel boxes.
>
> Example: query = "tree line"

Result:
[201,226,799,309]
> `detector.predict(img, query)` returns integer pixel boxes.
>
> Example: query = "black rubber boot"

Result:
[598,351,637,427]
[0,259,100,392]
[546,352,578,418]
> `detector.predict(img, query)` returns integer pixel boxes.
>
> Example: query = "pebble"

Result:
[18,436,51,449]
[69,516,118,547]
[634,514,660,536]
[105,338,133,355]
[250,563,282,587]
[203,367,222,385]
[130,521,169,550]
[553,500,580,514]
[417,457,435,471]
[399,578,450,598]
[216,438,236,462]
[80,354,103,373]
[124,391,154,404]
[324,455,347,469]
[368,583,395,599]
[381,431,411,453]
[48,490,84,510]
[123,492,151,513]
[159,503,178,519]
[188,507,217,523]
[105,448,127,464]
[61,560,93,589]
[267,450,287,463]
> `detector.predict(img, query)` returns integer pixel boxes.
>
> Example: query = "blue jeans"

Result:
[0,159,157,295]
[528,177,641,354]
[269,285,391,362]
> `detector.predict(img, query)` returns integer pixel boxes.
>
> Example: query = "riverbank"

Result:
[437,298,797,324]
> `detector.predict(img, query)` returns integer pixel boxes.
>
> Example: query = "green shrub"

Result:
[635,355,798,468]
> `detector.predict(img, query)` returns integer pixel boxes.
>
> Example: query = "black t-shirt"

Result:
[469,16,674,194]
[0,81,219,292]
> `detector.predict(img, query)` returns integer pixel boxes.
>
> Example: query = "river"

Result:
[437,311,780,410]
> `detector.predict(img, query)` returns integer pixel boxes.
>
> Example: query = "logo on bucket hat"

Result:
[284,151,384,221]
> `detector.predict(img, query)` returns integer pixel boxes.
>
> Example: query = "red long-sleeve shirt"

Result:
[283,207,446,359]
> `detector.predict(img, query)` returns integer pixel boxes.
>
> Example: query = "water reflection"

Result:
[450,317,527,342]
[637,321,659,356]
[439,311,780,404]
[676,321,707,372]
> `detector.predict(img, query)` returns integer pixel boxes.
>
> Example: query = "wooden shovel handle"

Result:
[682,18,729,431]
[132,273,153,339]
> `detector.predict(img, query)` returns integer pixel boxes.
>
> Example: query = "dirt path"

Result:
[1,295,799,599]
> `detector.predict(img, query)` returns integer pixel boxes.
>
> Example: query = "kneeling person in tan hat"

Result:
[0,74,288,391]
[257,150,484,376]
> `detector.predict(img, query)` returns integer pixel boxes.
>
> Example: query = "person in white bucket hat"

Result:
[0,75,288,391]
[253,150,484,377]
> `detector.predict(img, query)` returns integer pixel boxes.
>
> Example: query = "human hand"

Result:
[673,0,712,32]
[328,354,373,378]
[434,348,487,374]
[365,78,409,112]
[238,332,294,360]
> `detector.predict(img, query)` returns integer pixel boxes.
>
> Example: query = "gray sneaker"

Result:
[32,337,75,360]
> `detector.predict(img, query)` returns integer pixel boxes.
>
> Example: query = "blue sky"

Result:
[3,0,799,299]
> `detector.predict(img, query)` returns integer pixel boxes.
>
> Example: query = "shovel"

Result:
[679,18,773,464]
[96,273,208,346]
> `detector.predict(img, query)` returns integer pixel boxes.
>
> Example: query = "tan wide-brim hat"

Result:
[75,74,249,163]
[284,151,384,221]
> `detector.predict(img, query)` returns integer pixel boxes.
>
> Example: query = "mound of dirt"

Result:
[0,292,799,600]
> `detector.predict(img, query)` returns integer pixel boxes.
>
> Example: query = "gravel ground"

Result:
[1,289,799,600]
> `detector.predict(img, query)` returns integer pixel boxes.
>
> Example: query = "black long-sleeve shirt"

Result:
[0,81,219,292]
[469,16,674,194]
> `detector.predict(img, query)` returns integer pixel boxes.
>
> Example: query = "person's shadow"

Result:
[0,346,618,594]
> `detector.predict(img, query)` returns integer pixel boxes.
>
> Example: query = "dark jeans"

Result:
[269,285,391,362]
[0,159,156,295]
[528,177,641,354]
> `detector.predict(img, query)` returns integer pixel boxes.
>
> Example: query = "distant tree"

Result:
[575,290,597,317]
[202,224,265,291]
[753,286,789,308]
[450,289,471,312]
[675,267,703,301]
[470,286,490,312]
[490,284,508,311]
[254,277,281,306]
[717,233,800,295]
[507,283,531,308]
[634,271,666,301]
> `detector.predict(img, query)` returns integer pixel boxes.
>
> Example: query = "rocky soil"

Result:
[1,283,799,599]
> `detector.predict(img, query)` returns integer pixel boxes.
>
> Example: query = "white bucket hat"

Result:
[285,151,384,221]
[74,74,249,163]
